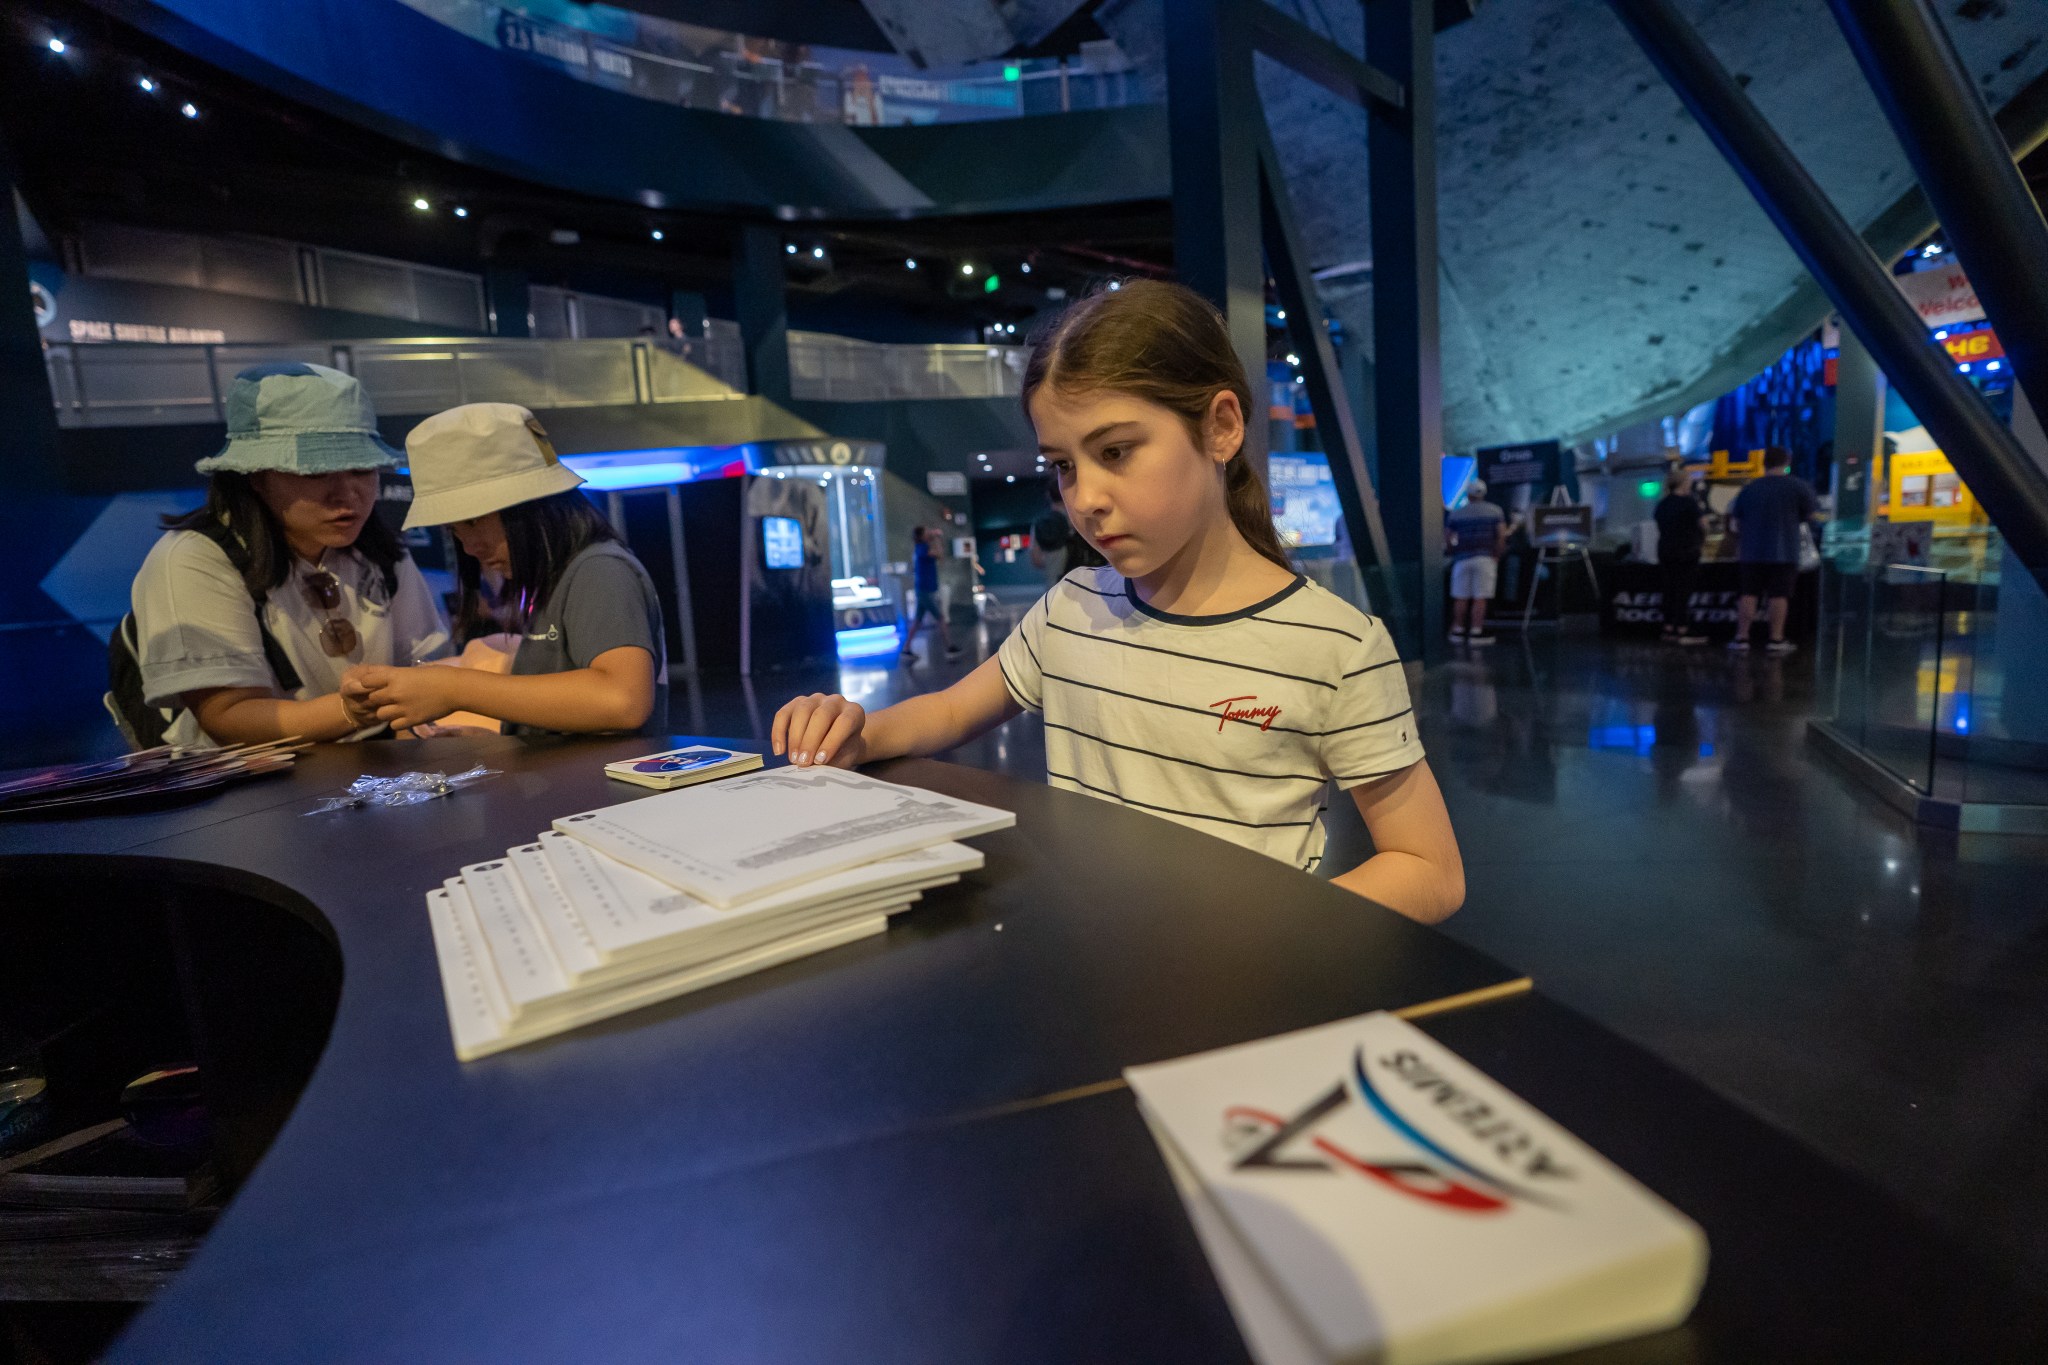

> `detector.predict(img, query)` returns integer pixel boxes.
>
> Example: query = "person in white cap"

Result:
[342,403,666,735]
[122,362,450,749]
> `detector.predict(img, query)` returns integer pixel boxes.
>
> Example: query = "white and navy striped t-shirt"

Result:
[996,567,1425,872]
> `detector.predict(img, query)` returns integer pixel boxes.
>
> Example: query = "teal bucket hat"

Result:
[194,362,403,476]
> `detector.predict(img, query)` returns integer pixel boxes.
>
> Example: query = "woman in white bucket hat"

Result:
[123,363,451,749]
[343,403,666,735]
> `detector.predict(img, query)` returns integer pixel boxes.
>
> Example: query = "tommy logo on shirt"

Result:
[1209,695,1282,732]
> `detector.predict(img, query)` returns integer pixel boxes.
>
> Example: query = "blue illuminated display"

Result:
[762,516,804,570]
[559,445,762,490]
[836,625,902,661]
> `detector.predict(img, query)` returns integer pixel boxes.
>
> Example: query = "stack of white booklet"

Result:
[1125,1012,1708,1365]
[423,766,1015,1060]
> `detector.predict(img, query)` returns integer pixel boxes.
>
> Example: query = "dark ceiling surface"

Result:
[0,1,1164,333]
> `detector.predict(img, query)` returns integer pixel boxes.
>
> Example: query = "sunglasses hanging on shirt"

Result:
[300,569,360,658]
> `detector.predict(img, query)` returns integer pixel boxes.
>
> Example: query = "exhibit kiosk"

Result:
[558,438,894,674]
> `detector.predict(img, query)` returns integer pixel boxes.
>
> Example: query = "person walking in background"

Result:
[1726,446,1817,655]
[1446,478,1507,646]
[1654,470,1709,647]
[899,526,961,665]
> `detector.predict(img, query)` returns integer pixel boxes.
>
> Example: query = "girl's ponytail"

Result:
[1023,279,1294,572]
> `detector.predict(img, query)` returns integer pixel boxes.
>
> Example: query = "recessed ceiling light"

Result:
[812,246,825,259]
[962,263,975,276]
[1006,475,1016,483]
[1276,308,1287,320]
[453,206,469,218]
[651,229,664,240]
[1107,280,1121,291]
[138,76,157,93]
[785,243,797,255]
[412,197,431,211]
[905,258,917,270]
[47,38,67,54]
[180,102,199,119]
[1021,262,1031,274]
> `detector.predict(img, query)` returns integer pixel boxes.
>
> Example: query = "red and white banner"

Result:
[1895,265,1985,328]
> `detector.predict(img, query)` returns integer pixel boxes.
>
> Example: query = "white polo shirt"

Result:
[996,568,1426,872]
[130,530,450,748]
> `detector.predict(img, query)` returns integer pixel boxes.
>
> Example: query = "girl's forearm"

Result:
[198,691,363,745]
[863,691,983,760]
[1332,850,1465,925]
[444,668,650,732]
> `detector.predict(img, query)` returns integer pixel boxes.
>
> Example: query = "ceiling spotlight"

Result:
[180,101,199,119]
[905,258,918,270]
[138,76,157,93]
[47,37,67,54]
[785,243,797,255]
[412,197,431,212]
[651,229,664,241]
[453,206,469,218]
[961,262,975,276]
[812,246,825,259]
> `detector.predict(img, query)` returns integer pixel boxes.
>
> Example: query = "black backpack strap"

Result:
[105,612,171,750]
[193,519,303,694]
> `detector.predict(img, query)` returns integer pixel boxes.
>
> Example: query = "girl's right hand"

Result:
[772,693,868,768]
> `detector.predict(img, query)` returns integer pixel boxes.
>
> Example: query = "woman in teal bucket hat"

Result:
[127,363,450,748]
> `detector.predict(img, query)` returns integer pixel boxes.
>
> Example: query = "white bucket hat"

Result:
[402,403,585,528]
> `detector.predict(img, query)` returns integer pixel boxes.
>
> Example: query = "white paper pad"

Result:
[426,881,895,1061]
[534,828,981,964]
[552,766,1013,906]
[1125,1012,1707,1365]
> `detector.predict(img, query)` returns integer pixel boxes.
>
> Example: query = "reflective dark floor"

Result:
[7,606,2048,1294]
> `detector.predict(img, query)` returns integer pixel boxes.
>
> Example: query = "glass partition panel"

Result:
[1859,564,1948,794]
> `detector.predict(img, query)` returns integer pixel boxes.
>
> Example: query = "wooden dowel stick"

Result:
[948,977,1539,1127]
[1391,976,1535,1022]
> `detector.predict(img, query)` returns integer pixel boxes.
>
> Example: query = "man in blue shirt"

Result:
[1726,447,1818,655]
[900,526,961,665]
[1446,480,1509,645]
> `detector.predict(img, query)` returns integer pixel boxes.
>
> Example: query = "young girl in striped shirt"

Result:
[772,280,1463,923]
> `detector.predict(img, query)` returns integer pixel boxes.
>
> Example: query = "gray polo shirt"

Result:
[506,541,667,736]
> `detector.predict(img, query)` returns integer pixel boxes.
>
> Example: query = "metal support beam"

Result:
[1,152,61,493]
[1827,1,2048,491]
[1365,0,1447,660]
[733,225,792,406]
[1241,1,1405,112]
[1609,0,2048,595]
[1165,0,1269,475]
[1257,124,1408,647]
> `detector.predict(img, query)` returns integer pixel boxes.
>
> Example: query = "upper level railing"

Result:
[44,330,1029,427]
[396,0,1149,127]
[786,333,1029,403]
